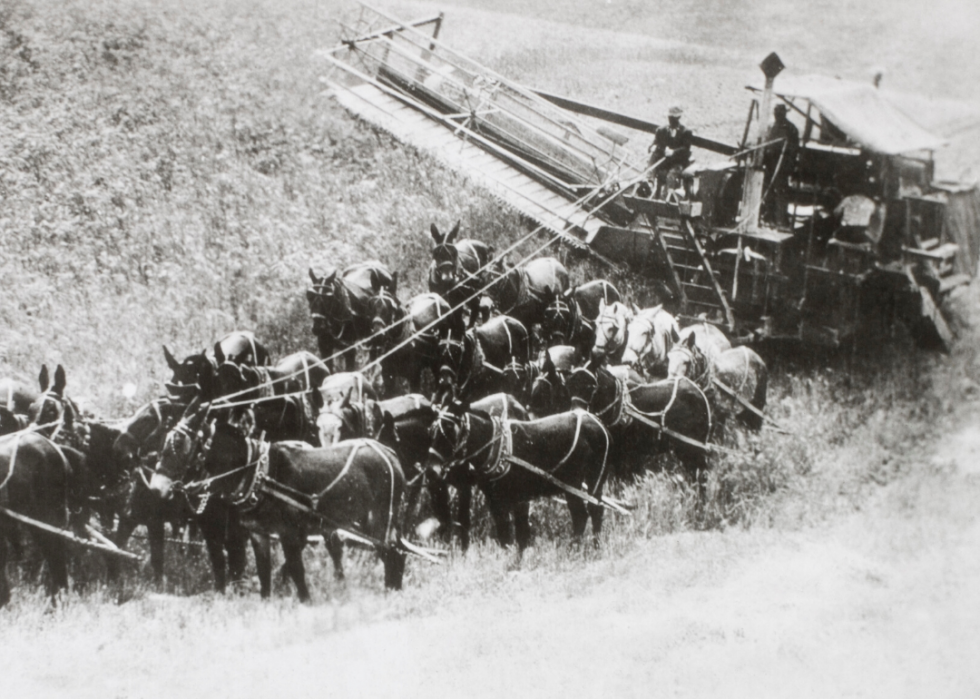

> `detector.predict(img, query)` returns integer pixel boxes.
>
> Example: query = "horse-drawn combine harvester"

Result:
[322,4,980,351]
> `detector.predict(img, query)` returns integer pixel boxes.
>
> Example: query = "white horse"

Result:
[620,304,680,378]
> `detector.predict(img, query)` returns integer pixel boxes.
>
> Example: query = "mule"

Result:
[541,287,595,358]
[564,361,713,503]
[318,390,527,551]
[163,330,270,402]
[151,412,406,601]
[108,397,191,585]
[27,365,133,523]
[490,257,570,330]
[591,300,633,365]
[679,323,731,365]
[214,350,329,444]
[621,305,680,378]
[0,432,92,607]
[667,334,768,430]
[424,403,611,552]
[501,345,583,411]
[427,222,494,328]
[368,292,461,397]
[434,315,530,406]
[306,261,395,371]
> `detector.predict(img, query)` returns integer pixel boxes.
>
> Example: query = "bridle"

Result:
[667,343,711,387]
[594,309,628,357]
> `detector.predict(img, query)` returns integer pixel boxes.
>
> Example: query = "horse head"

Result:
[622,305,677,375]
[528,349,570,419]
[428,222,462,292]
[434,330,471,406]
[424,399,468,480]
[316,386,355,447]
[566,359,602,411]
[149,398,209,500]
[28,364,80,442]
[541,285,574,346]
[367,288,404,354]
[592,300,631,362]
[306,267,352,340]
[501,357,534,407]
[163,345,216,401]
[667,331,709,384]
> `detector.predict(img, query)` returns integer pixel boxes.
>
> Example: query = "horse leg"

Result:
[565,492,590,546]
[457,484,472,552]
[487,497,514,549]
[586,500,605,549]
[0,529,10,608]
[381,545,406,591]
[147,517,166,587]
[325,531,345,582]
[251,532,272,599]
[225,520,249,589]
[513,501,532,552]
[343,346,358,373]
[281,534,310,603]
[108,514,138,583]
[199,511,228,593]
[34,531,69,605]
[426,479,453,543]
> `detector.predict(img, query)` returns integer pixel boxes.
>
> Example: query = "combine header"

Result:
[322,5,980,350]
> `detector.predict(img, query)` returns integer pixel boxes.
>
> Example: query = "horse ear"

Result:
[38,364,50,392]
[430,223,443,244]
[685,332,697,349]
[543,350,559,379]
[390,271,398,296]
[163,345,181,373]
[670,326,681,344]
[543,284,553,300]
[214,342,226,365]
[308,267,321,285]
[630,301,641,315]
[324,269,337,285]
[341,386,353,409]
[447,220,460,244]
[53,365,67,396]
[376,411,398,444]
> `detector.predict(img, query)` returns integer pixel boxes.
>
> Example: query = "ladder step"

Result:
[674,263,705,272]
[681,282,717,292]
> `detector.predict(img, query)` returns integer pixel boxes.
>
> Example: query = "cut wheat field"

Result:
[1,0,980,696]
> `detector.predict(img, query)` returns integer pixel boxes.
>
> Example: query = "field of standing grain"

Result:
[1,0,980,696]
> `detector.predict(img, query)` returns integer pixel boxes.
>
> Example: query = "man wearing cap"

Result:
[648,106,693,198]
[763,103,800,226]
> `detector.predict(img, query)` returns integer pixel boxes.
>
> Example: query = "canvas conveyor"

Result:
[320,4,651,256]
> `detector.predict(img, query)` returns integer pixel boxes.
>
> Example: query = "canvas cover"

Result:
[757,75,946,155]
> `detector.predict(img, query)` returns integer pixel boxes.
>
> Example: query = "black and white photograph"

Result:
[1,0,979,696]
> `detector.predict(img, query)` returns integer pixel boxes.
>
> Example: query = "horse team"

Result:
[0,222,769,607]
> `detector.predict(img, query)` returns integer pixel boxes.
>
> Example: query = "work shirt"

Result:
[764,117,800,178]
[650,123,693,169]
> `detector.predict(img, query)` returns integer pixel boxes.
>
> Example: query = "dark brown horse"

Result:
[317,390,527,551]
[367,292,462,397]
[541,288,596,358]
[214,350,329,444]
[427,222,494,328]
[424,403,611,552]
[163,330,270,402]
[27,365,133,520]
[434,315,530,406]
[572,280,622,321]
[0,432,91,607]
[490,257,569,330]
[306,261,395,371]
[564,361,713,500]
[151,411,406,601]
[108,397,191,585]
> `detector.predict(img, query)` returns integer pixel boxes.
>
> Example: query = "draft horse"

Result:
[434,315,530,406]
[151,408,406,601]
[306,261,395,371]
[424,402,611,553]
[427,222,494,328]
[163,330,270,402]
